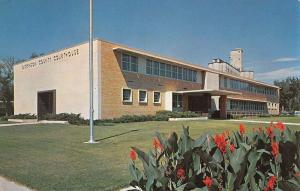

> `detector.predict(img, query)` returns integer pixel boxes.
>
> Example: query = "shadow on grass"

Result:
[95,129,141,142]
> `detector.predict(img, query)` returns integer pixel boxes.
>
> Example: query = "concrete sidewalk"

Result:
[229,119,300,126]
[0,122,39,128]
[0,176,33,191]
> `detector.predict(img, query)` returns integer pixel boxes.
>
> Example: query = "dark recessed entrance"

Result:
[37,90,56,119]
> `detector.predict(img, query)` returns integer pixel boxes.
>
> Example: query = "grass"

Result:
[0,119,299,191]
[241,116,300,123]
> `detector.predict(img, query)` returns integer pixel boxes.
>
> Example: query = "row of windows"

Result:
[121,53,198,82]
[146,59,197,82]
[122,88,161,104]
[220,77,277,96]
[228,100,266,111]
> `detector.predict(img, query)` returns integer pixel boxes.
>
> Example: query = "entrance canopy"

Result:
[174,89,242,96]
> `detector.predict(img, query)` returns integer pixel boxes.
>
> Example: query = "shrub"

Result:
[8,113,37,119]
[128,122,300,191]
[41,113,87,125]
[156,110,199,119]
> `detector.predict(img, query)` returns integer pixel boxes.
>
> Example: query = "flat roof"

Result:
[174,89,242,96]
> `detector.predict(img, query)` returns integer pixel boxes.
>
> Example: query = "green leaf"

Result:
[229,148,246,173]
[240,143,251,151]
[193,134,208,148]
[212,149,223,163]
[227,171,236,191]
[145,173,154,191]
[175,183,186,191]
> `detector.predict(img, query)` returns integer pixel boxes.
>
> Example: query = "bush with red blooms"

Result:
[128,122,300,191]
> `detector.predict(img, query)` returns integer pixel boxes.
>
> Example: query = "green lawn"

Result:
[0,120,299,191]
[241,116,300,123]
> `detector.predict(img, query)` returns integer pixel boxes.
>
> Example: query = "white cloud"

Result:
[255,66,300,82]
[272,57,299,63]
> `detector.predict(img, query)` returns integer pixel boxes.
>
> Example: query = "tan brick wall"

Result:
[100,41,203,119]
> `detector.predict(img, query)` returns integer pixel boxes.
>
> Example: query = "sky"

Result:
[0,0,299,83]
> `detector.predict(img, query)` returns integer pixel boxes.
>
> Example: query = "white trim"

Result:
[138,89,148,103]
[153,91,161,104]
[122,88,133,103]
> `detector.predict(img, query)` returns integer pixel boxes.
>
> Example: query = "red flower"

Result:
[295,172,300,177]
[264,176,277,191]
[271,142,279,157]
[239,124,246,135]
[177,168,185,179]
[152,138,163,150]
[230,144,235,152]
[214,134,227,154]
[203,176,213,187]
[129,149,137,161]
[266,126,274,138]
[275,121,285,132]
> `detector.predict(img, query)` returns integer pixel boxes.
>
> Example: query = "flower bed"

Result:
[128,122,300,191]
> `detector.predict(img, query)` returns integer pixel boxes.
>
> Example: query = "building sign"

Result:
[22,48,80,70]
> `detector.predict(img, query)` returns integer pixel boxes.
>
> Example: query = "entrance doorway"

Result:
[37,90,56,119]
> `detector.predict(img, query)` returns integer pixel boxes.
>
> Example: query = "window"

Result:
[146,59,152,75]
[172,65,177,79]
[183,68,187,80]
[192,71,197,82]
[172,94,183,111]
[153,61,160,76]
[122,88,132,102]
[139,90,147,103]
[177,67,183,80]
[160,63,166,77]
[131,56,138,72]
[166,64,172,78]
[122,54,130,71]
[153,91,161,103]
[188,69,193,81]
[122,53,138,72]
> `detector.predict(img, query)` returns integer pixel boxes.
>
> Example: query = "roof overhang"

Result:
[174,89,242,96]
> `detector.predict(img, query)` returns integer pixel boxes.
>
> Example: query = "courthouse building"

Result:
[14,39,280,119]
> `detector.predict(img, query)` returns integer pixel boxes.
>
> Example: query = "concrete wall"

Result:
[204,72,219,90]
[14,41,100,119]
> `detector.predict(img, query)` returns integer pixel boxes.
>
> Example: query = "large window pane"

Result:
[153,61,160,75]
[177,67,183,80]
[188,69,193,81]
[122,54,130,71]
[131,55,138,72]
[160,63,166,77]
[183,68,187,80]
[192,71,197,82]
[146,59,152,75]
[166,64,172,78]
[172,65,177,79]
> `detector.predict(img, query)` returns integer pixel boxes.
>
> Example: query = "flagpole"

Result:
[86,0,97,144]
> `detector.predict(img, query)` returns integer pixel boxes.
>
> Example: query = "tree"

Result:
[0,57,15,116]
[274,77,300,112]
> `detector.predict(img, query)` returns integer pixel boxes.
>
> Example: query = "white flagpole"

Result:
[86,0,97,144]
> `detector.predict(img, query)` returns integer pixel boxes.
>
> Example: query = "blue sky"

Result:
[0,0,299,83]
